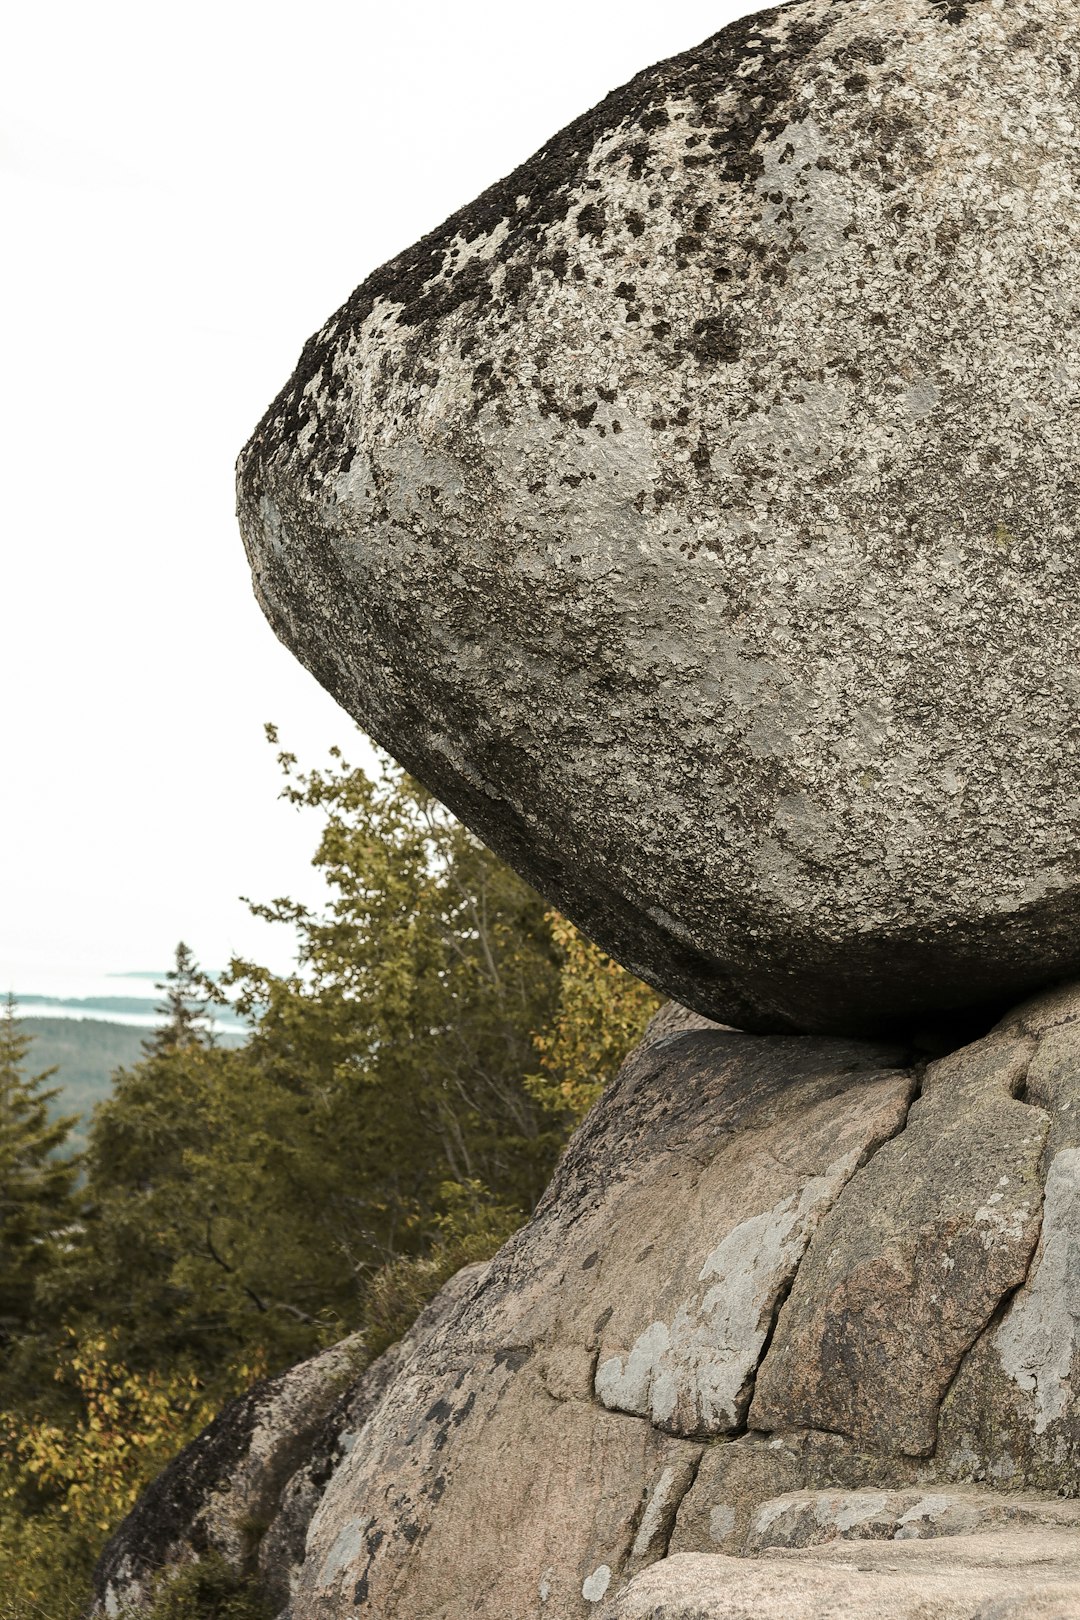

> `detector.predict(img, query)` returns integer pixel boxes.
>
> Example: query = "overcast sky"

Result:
[2,0,749,985]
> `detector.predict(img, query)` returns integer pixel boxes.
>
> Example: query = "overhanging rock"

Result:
[238,0,1080,1035]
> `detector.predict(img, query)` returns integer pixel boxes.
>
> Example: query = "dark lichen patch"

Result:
[689,314,741,365]
[548,246,569,280]
[622,140,652,183]
[494,1346,532,1374]
[240,1,841,493]
[470,358,510,414]
[928,0,972,23]
[351,1524,385,1605]
[835,34,889,68]
[576,201,606,239]
[639,104,671,134]
[452,1391,477,1427]
[1011,22,1050,65]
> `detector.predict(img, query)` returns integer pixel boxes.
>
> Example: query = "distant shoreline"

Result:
[14,997,246,1034]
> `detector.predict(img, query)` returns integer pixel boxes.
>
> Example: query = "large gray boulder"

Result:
[238,0,1080,1036]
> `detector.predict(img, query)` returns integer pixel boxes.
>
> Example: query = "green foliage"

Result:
[0,997,80,1350]
[136,1555,271,1620]
[0,1511,89,1620]
[53,1036,237,1373]
[0,735,661,1616]
[527,912,662,1123]
[362,1178,522,1359]
[10,1019,245,1164]
[52,746,563,1376]
[0,1335,230,1619]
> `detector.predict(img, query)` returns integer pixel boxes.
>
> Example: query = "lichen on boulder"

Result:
[238,0,1080,1036]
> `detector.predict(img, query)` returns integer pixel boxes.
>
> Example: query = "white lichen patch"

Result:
[630,1466,680,1562]
[994,1149,1080,1434]
[595,1151,859,1434]
[708,1504,737,1545]
[582,1564,612,1602]
[316,1516,370,1588]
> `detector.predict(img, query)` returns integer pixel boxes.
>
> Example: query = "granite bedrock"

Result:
[91,983,1080,1620]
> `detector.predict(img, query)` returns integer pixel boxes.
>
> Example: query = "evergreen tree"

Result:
[48,742,659,1380]
[0,996,79,1349]
[143,942,215,1055]
[59,748,563,1373]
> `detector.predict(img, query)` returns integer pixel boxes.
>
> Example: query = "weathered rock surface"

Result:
[290,1027,911,1618]
[750,1033,1048,1452]
[238,0,1080,1036]
[252,1263,489,1610]
[939,1005,1080,1496]
[92,985,1080,1617]
[91,1336,363,1617]
[598,1538,1080,1620]
[90,1266,484,1617]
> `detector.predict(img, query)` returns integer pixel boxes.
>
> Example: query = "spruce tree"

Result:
[0,995,79,1347]
[143,942,215,1055]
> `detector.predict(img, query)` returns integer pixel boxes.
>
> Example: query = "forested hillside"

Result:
[0,740,659,1618]
[17,1017,244,1159]
[18,1019,243,1157]
[17,1019,146,1155]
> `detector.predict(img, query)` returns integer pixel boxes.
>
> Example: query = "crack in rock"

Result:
[750,1036,1048,1455]
[594,1150,866,1435]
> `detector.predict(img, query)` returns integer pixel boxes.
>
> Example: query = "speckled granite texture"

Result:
[238,0,1080,1035]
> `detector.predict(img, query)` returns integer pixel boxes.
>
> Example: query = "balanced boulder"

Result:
[237,0,1080,1034]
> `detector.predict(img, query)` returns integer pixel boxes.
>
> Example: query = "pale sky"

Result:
[2,0,748,985]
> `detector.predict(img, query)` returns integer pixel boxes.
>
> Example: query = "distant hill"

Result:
[19,1017,246,1158]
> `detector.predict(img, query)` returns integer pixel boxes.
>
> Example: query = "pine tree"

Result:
[143,942,214,1056]
[0,995,79,1348]
[62,752,565,1374]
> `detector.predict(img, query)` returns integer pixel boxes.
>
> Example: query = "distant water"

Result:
[10,969,246,1033]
